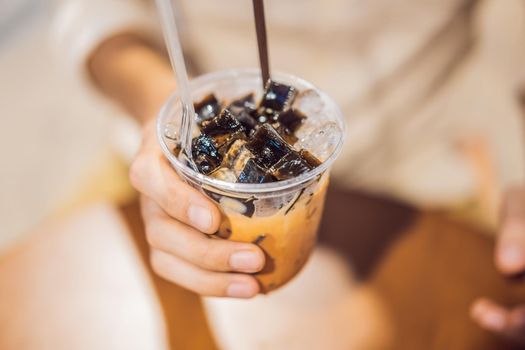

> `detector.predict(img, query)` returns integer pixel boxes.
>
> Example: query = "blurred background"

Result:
[2,1,525,349]
[0,0,132,252]
[0,0,521,253]
[3,0,525,254]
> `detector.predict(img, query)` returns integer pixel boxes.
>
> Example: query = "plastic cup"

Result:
[157,68,345,292]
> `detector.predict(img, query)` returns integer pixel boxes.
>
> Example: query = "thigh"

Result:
[371,213,525,350]
[0,201,217,350]
[120,200,217,350]
[0,203,168,350]
[320,186,525,350]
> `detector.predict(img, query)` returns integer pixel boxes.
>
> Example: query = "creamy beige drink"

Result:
[158,69,344,293]
[222,176,328,292]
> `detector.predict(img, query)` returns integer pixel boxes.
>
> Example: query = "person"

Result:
[51,0,525,345]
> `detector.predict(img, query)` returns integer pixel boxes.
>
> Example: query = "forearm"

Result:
[88,33,176,124]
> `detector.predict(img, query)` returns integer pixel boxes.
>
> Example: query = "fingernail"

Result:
[230,250,262,272]
[500,245,525,270]
[481,311,505,331]
[188,205,212,231]
[227,282,257,298]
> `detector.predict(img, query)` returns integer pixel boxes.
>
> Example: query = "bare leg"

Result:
[3,192,525,349]
[0,202,216,350]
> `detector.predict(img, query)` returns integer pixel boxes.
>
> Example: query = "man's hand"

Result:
[130,121,265,298]
[471,187,525,343]
[89,34,265,298]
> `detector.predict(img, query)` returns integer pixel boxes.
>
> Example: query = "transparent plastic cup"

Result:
[157,68,345,292]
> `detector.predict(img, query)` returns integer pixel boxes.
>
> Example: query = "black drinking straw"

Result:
[252,0,270,88]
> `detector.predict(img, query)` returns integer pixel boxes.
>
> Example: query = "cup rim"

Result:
[156,68,346,194]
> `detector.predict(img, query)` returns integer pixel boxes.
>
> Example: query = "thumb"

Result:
[496,187,525,275]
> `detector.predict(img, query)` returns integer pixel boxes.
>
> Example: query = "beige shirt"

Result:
[52,0,525,208]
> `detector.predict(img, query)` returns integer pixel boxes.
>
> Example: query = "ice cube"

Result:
[245,124,294,169]
[253,193,297,217]
[164,122,180,141]
[296,122,341,161]
[292,89,325,116]
[191,134,222,174]
[163,122,183,157]
[222,139,246,165]
[194,94,222,125]
[210,167,237,182]
[219,196,255,217]
[269,152,312,181]
[237,159,274,184]
[221,139,254,176]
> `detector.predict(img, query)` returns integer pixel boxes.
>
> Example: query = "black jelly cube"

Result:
[245,124,294,169]
[194,94,222,125]
[277,108,306,133]
[269,152,312,181]
[191,134,222,174]
[256,107,278,124]
[236,112,259,135]
[299,149,322,167]
[259,80,297,112]
[201,108,244,136]
[230,93,256,110]
[228,94,259,134]
[271,122,298,145]
[237,159,274,184]
[201,109,245,152]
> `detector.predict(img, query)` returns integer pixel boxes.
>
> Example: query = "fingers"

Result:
[471,298,525,343]
[471,298,508,332]
[150,248,260,298]
[132,123,263,299]
[496,187,525,275]
[129,128,221,234]
[143,197,265,273]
